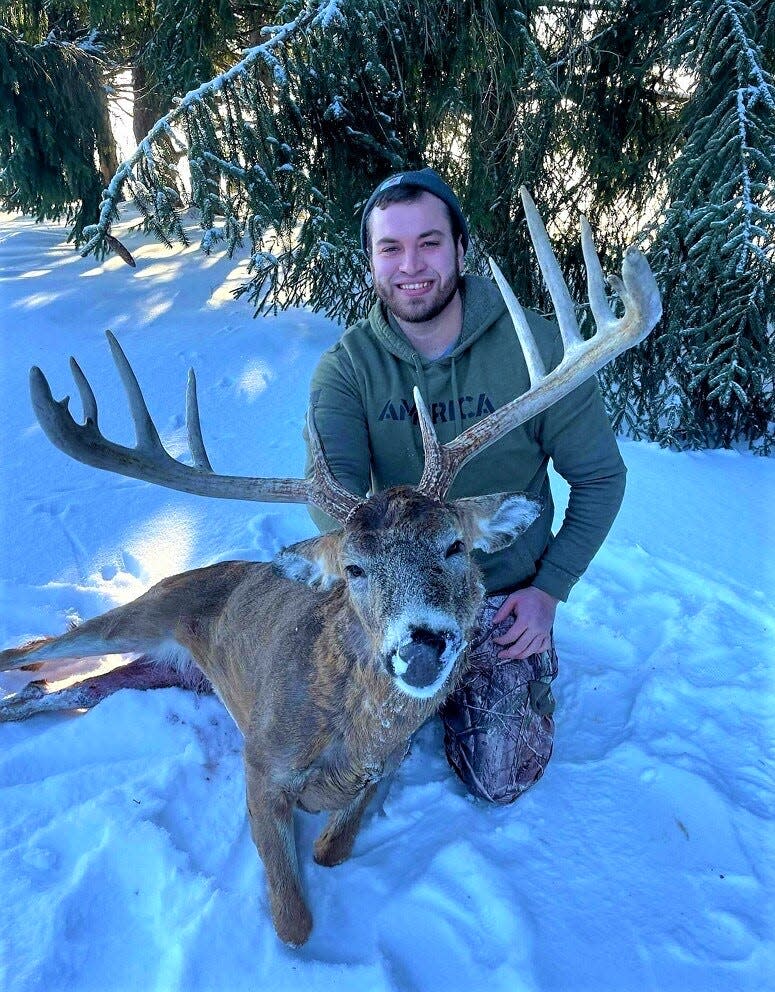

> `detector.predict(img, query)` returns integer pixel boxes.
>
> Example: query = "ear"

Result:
[454,492,542,554]
[274,533,343,590]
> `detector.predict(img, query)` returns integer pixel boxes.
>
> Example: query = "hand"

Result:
[491,587,558,660]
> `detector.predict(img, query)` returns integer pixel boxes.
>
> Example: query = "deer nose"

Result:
[396,628,448,688]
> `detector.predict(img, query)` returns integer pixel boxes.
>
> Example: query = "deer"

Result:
[0,189,661,946]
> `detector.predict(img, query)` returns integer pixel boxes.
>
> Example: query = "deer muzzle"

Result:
[386,624,464,699]
[396,628,447,683]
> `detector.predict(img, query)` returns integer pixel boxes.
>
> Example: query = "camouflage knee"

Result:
[440,594,558,804]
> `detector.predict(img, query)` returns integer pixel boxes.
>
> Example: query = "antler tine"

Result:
[305,408,364,521]
[414,387,452,496]
[106,330,165,453]
[29,332,362,525]
[583,217,662,346]
[580,215,614,331]
[488,258,546,388]
[185,369,214,472]
[415,191,662,503]
[520,187,585,355]
[69,356,99,426]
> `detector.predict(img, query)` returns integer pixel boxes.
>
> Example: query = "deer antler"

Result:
[415,186,662,500]
[29,330,362,524]
[30,190,660,524]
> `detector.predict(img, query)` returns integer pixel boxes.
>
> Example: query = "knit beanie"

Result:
[360,168,469,254]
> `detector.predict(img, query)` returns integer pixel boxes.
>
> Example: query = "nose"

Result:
[395,628,448,688]
[399,246,424,275]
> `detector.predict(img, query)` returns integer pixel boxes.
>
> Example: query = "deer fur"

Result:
[0,486,540,946]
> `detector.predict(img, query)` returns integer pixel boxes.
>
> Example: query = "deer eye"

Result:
[445,539,466,558]
[345,563,366,579]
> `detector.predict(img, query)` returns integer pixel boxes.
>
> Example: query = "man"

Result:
[306,168,626,803]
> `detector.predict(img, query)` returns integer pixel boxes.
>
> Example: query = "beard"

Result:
[373,262,462,324]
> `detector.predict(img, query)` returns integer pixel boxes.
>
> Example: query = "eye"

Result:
[445,539,466,558]
[345,563,366,579]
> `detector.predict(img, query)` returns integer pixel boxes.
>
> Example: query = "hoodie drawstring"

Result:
[450,355,460,438]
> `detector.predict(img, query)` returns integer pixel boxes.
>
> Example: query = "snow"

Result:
[1,210,774,991]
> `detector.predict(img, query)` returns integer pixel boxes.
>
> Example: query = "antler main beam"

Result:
[30,331,361,524]
[416,187,662,500]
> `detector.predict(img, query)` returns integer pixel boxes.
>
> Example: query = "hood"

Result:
[367,275,509,366]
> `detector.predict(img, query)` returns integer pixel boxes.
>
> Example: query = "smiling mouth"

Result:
[397,280,433,292]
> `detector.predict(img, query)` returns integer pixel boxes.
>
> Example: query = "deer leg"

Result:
[313,783,377,867]
[244,757,312,946]
[0,656,209,722]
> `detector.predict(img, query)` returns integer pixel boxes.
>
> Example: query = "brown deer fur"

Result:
[0,486,540,946]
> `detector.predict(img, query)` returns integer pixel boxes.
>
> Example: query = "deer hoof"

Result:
[313,834,353,867]
[273,899,313,947]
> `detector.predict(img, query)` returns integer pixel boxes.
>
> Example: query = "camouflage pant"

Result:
[440,593,558,804]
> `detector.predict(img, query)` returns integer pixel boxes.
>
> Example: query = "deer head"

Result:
[275,486,541,698]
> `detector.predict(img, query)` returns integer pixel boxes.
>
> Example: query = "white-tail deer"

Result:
[0,189,661,945]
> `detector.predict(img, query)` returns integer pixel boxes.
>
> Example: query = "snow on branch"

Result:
[723,0,775,114]
[79,0,335,260]
[311,1,347,30]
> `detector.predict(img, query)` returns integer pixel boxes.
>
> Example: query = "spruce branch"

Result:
[9,0,770,449]
[79,0,330,260]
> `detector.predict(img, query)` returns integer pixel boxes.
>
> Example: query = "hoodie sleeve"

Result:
[529,342,627,601]
[304,342,371,532]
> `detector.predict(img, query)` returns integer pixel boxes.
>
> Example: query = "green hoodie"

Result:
[306,275,626,601]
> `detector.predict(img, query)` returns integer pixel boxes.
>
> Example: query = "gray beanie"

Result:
[360,168,469,254]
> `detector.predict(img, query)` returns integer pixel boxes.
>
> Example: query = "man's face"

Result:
[368,192,464,324]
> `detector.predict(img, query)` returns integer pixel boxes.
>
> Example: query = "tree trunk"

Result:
[132,62,167,144]
[96,83,119,185]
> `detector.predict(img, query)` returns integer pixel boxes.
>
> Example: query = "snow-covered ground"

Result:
[1,211,773,992]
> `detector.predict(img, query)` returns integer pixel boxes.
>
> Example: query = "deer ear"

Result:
[274,533,343,590]
[454,493,543,554]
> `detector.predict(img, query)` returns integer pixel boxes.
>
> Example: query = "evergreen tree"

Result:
[0,1,253,236]
[74,0,683,322]
[2,0,773,449]
[0,25,111,241]
[603,0,774,450]
[118,0,241,141]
